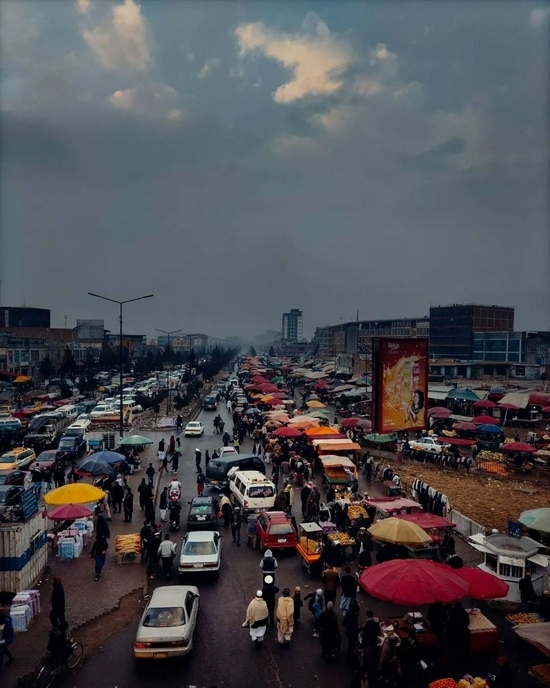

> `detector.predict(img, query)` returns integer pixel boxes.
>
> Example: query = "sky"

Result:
[1,0,549,341]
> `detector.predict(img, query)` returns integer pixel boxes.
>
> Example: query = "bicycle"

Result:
[35,636,84,688]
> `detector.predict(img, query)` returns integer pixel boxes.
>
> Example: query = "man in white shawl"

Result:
[276,587,295,647]
[242,590,269,649]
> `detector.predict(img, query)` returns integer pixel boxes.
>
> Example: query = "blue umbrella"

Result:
[76,459,116,478]
[476,424,503,434]
[89,450,126,465]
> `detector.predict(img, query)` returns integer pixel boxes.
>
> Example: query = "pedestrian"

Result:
[137,478,148,511]
[205,450,210,465]
[378,634,399,684]
[292,587,303,625]
[54,463,65,488]
[159,452,169,475]
[445,601,470,663]
[145,463,155,487]
[343,600,360,667]
[318,601,341,661]
[158,438,165,454]
[195,448,202,473]
[301,483,312,518]
[169,435,175,454]
[260,549,278,583]
[197,471,206,496]
[242,590,269,650]
[304,588,324,637]
[230,506,242,545]
[519,572,538,611]
[246,513,258,547]
[30,465,43,496]
[322,564,340,605]
[171,450,180,473]
[219,494,233,527]
[111,481,123,514]
[233,436,240,453]
[0,612,14,670]
[42,466,52,493]
[140,521,152,563]
[144,496,156,527]
[90,535,108,580]
[147,530,161,579]
[356,527,373,567]
[261,575,280,630]
[273,490,287,512]
[157,534,176,579]
[283,482,294,515]
[361,610,382,676]
[95,507,111,540]
[276,588,295,648]
[123,487,134,522]
[49,577,68,631]
[340,566,357,614]
[349,669,369,688]
[159,487,169,522]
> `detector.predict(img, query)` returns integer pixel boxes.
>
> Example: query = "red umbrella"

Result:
[542,406,550,414]
[453,421,478,431]
[473,415,500,425]
[529,395,550,407]
[260,384,279,393]
[358,560,468,606]
[498,403,519,410]
[270,392,288,399]
[501,441,536,453]
[357,419,372,430]
[473,400,496,409]
[316,380,330,389]
[427,407,451,417]
[452,568,509,600]
[273,427,303,438]
[48,504,94,520]
[341,417,361,428]
[264,397,285,406]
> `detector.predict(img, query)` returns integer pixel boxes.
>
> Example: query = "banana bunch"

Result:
[477,450,505,463]
[115,534,142,553]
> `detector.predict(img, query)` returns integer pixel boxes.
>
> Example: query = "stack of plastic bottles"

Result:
[58,527,84,559]
[10,589,41,632]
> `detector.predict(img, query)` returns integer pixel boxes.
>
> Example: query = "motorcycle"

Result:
[169,504,181,531]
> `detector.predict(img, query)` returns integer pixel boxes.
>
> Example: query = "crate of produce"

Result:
[506,612,543,625]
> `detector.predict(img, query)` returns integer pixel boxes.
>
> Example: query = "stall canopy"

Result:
[446,389,480,401]
[437,437,477,446]
[313,440,361,453]
[514,622,550,658]
[395,513,455,530]
[498,392,531,409]
[320,456,356,470]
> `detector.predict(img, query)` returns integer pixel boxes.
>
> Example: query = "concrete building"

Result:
[0,307,50,329]
[157,334,208,353]
[77,319,105,340]
[430,304,514,359]
[282,309,303,342]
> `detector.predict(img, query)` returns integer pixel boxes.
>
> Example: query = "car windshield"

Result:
[143,606,185,628]
[0,456,15,464]
[269,523,294,536]
[188,423,200,428]
[248,485,274,499]
[208,462,225,475]
[190,505,212,515]
[183,541,216,556]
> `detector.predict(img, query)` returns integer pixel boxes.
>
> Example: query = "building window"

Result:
[498,562,523,579]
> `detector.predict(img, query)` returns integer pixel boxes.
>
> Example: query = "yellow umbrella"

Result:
[307,400,326,408]
[44,483,106,506]
[368,517,432,547]
[14,375,31,383]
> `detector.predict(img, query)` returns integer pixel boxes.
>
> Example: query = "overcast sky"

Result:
[1,0,548,340]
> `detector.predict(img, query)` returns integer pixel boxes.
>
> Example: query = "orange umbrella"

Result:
[288,417,320,430]
[305,425,340,437]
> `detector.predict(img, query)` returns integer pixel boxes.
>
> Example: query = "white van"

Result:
[229,470,276,516]
[56,404,78,420]
[66,419,92,436]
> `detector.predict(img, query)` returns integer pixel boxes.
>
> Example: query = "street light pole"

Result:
[88,292,154,440]
[155,329,183,412]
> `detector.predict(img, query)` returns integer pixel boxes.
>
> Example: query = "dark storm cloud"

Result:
[0,0,548,339]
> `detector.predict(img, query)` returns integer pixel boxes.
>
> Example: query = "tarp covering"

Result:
[498,392,530,409]
[395,512,456,529]
[514,621,550,658]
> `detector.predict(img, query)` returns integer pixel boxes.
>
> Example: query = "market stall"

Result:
[296,521,323,575]
[319,455,358,487]
[366,497,423,522]
[312,439,361,457]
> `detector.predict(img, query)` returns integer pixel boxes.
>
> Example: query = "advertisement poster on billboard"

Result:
[373,338,429,434]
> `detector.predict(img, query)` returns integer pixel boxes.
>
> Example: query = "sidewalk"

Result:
[3,458,156,687]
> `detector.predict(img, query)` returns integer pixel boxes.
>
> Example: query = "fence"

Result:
[448,509,486,538]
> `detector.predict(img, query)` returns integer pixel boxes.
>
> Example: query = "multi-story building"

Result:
[157,334,208,353]
[282,309,303,342]
[77,319,105,340]
[313,327,330,355]
[0,306,50,329]
[430,304,514,359]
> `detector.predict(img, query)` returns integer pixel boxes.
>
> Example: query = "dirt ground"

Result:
[391,460,550,532]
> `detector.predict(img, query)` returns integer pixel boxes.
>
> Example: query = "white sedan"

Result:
[178,530,221,576]
[409,437,444,454]
[184,421,204,437]
[134,586,199,659]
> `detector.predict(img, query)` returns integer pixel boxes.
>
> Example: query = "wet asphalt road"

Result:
[58,401,360,688]
[57,399,537,688]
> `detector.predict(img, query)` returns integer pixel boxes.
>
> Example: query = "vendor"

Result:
[519,572,538,611]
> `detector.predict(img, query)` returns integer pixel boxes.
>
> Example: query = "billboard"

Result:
[373,338,429,434]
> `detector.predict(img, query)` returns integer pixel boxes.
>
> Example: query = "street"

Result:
[56,401,539,688]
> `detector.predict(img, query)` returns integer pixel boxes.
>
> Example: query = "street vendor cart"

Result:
[320,455,358,487]
[296,521,323,575]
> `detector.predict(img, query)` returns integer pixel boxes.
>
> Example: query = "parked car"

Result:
[187,496,218,530]
[184,421,204,437]
[255,511,298,552]
[0,447,36,471]
[409,437,444,454]
[178,530,221,576]
[134,586,200,660]
[34,449,68,470]
[0,484,25,510]
[0,470,27,486]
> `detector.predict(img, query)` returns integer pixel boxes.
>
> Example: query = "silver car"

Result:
[134,586,200,659]
[178,530,221,576]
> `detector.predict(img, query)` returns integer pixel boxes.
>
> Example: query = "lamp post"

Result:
[88,292,154,439]
[155,329,183,412]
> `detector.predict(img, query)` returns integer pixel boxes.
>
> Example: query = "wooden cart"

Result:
[296,522,323,575]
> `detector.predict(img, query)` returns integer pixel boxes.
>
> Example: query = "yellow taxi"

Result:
[0,447,36,471]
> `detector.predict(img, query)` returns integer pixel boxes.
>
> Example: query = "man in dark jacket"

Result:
[95,509,111,540]
[261,575,280,630]
[318,602,340,661]
[49,577,68,631]
[340,566,357,614]
[0,613,15,668]
[519,572,538,610]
